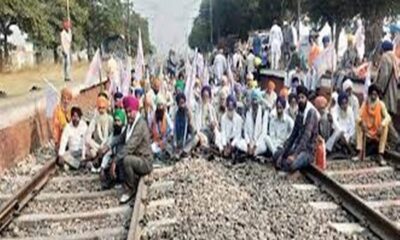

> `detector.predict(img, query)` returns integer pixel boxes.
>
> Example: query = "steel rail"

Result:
[127,177,147,240]
[302,164,400,240]
[0,159,56,232]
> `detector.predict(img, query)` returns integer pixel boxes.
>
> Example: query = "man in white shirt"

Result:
[342,79,360,121]
[60,20,72,81]
[213,49,228,85]
[265,97,294,155]
[329,92,356,156]
[270,20,284,70]
[246,50,256,76]
[58,107,88,169]
[215,95,244,158]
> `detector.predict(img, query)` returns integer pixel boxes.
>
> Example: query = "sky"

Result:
[134,0,202,56]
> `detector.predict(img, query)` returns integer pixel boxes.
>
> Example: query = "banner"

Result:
[313,45,337,80]
[45,84,59,118]
[185,48,198,110]
[226,56,235,94]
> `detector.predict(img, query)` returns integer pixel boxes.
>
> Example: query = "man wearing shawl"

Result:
[173,93,195,157]
[329,92,356,157]
[215,95,244,158]
[314,96,334,146]
[53,87,73,151]
[150,95,173,159]
[112,96,153,203]
[265,97,294,155]
[308,35,321,69]
[85,96,114,172]
[355,85,391,165]
[236,90,268,157]
[375,39,400,150]
[100,108,127,189]
[262,81,278,112]
[192,86,218,149]
[273,86,319,172]
[58,107,87,169]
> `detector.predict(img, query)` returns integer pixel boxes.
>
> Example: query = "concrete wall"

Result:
[0,81,108,173]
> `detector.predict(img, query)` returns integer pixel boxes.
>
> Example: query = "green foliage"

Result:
[0,0,152,64]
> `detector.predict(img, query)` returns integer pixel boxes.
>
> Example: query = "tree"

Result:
[0,0,49,68]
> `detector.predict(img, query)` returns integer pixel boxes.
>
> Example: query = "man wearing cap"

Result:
[215,95,244,158]
[355,84,391,165]
[236,90,268,157]
[265,97,294,155]
[113,96,153,203]
[274,86,319,172]
[342,79,360,121]
[53,87,73,151]
[150,95,173,159]
[58,107,87,169]
[85,96,114,172]
[60,20,72,81]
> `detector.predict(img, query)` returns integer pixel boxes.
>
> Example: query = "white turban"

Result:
[246,72,254,81]
[343,79,353,91]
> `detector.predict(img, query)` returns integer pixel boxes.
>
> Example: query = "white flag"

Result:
[227,56,235,94]
[84,49,102,87]
[203,61,210,86]
[313,45,337,80]
[185,49,198,110]
[134,29,145,82]
[364,63,371,102]
[45,85,59,118]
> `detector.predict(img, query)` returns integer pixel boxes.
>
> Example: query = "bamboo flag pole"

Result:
[67,0,70,22]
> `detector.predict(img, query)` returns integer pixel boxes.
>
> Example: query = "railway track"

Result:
[0,156,177,240]
[301,153,400,240]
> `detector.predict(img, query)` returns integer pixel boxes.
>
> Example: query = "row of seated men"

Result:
[53,76,392,203]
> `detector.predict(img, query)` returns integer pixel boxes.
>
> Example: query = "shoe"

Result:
[119,191,134,204]
[351,155,360,162]
[377,155,387,166]
[91,166,101,174]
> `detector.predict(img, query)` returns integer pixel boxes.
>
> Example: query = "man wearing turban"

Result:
[85,96,114,172]
[262,80,277,111]
[340,35,360,70]
[265,96,294,155]
[355,85,391,165]
[235,89,268,157]
[150,95,173,159]
[214,95,244,159]
[273,85,319,172]
[342,79,360,121]
[53,87,73,151]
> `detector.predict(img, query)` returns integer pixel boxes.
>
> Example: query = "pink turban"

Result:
[123,96,139,112]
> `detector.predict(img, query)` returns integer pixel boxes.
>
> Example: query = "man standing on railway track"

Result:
[355,84,391,166]
[114,96,153,204]
[273,85,319,173]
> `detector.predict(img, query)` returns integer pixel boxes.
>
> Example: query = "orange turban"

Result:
[314,96,328,110]
[153,78,161,90]
[96,96,109,109]
[280,87,289,98]
[267,81,276,91]
[61,87,73,101]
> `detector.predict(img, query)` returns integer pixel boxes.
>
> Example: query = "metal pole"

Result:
[127,0,131,55]
[67,0,70,22]
[297,0,301,37]
[210,0,213,48]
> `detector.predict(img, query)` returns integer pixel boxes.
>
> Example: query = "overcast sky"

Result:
[134,0,201,56]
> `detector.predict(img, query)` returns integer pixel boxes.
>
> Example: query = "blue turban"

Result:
[113,91,123,100]
[251,89,262,102]
[175,92,186,104]
[276,96,287,108]
[322,36,330,44]
[201,85,212,97]
[381,40,394,52]
[337,91,348,106]
[226,94,237,108]
[134,88,144,97]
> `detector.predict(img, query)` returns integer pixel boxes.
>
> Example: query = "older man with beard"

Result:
[215,95,244,158]
[173,93,195,157]
[273,86,319,172]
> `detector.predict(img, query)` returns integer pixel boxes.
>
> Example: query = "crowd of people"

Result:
[53,20,400,204]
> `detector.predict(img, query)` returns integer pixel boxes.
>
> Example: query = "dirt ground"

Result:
[0,62,89,109]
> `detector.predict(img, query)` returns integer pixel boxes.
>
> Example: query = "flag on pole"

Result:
[313,44,337,80]
[134,29,145,82]
[84,49,102,87]
[226,56,235,94]
[202,61,210,86]
[44,79,60,118]
[364,63,371,102]
[185,48,198,110]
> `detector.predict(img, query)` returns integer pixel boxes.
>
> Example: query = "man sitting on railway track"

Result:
[112,96,153,204]
[355,84,391,166]
[273,85,319,173]
[215,94,243,159]
[58,107,88,170]
[53,87,73,151]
